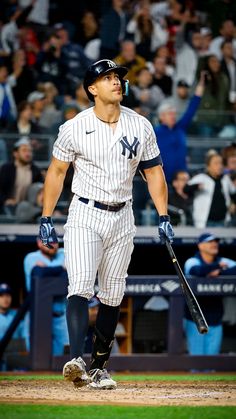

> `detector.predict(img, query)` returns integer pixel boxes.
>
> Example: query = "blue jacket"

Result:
[154,95,201,183]
[184,251,236,325]
[0,309,25,341]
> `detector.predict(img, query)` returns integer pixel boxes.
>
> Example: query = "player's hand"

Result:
[39,216,58,248]
[158,215,174,244]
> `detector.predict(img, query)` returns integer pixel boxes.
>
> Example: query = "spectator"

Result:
[150,0,171,28]
[184,232,236,355]
[0,8,20,57]
[26,0,50,44]
[8,99,41,134]
[62,103,79,120]
[0,283,25,342]
[114,39,146,85]
[15,181,65,223]
[228,171,236,227]
[131,67,164,122]
[206,1,236,38]
[171,79,191,117]
[0,63,17,128]
[99,0,129,59]
[174,27,203,87]
[121,82,141,113]
[50,102,79,135]
[9,49,36,104]
[168,170,199,226]
[220,40,236,105]
[76,10,100,48]
[37,82,62,130]
[77,11,100,61]
[23,237,69,356]
[195,54,230,136]
[0,282,26,370]
[0,3,35,57]
[126,3,169,61]
[151,56,173,97]
[221,143,236,175]
[0,137,43,215]
[54,24,91,95]
[186,149,236,228]
[72,82,92,113]
[27,90,46,127]
[15,181,43,223]
[18,25,40,67]
[153,72,205,184]
[209,19,236,60]
[221,144,236,224]
[26,0,49,27]
[169,0,200,30]
[199,27,213,57]
[7,100,43,156]
[34,32,66,94]
[154,45,175,77]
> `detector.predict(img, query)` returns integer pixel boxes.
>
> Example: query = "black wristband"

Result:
[41,216,52,223]
[159,215,170,222]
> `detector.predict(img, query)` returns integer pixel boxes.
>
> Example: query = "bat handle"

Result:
[165,240,175,259]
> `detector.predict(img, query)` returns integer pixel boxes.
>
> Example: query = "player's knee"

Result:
[98,285,125,306]
[67,283,94,300]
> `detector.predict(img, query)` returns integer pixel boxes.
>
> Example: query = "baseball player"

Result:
[39,59,174,389]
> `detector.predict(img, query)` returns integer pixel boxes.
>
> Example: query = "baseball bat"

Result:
[165,240,209,334]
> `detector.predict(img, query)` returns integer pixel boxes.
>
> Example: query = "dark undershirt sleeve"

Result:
[139,155,163,170]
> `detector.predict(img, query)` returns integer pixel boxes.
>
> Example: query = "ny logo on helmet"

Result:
[107,60,116,68]
[120,136,140,159]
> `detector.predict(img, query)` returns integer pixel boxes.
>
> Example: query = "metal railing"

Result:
[1,131,235,171]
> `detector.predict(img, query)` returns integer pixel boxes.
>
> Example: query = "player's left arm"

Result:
[144,164,168,215]
[144,164,174,243]
[140,119,174,242]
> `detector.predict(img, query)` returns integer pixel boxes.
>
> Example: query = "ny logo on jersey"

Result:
[107,60,116,68]
[120,136,140,159]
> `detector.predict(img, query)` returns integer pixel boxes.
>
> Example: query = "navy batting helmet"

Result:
[83,59,128,101]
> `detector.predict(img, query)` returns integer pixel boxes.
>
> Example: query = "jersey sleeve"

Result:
[139,119,162,170]
[52,122,76,162]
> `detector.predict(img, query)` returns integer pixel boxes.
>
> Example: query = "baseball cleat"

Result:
[63,357,91,388]
[88,368,117,390]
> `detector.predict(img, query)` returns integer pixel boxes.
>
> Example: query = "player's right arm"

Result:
[42,156,70,217]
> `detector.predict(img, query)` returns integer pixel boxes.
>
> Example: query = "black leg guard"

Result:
[90,327,114,370]
[66,295,89,359]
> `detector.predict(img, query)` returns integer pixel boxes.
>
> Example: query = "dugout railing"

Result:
[29,273,236,372]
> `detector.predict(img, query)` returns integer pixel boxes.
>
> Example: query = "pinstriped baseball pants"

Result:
[64,195,136,306]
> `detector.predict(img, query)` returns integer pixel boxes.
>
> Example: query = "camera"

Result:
[48,45,56,53]
[203,71,210,84]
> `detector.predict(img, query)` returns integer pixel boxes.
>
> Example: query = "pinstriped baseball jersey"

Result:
[53,105,162,203]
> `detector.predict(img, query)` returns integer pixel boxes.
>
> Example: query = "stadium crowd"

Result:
[0,0,236,226]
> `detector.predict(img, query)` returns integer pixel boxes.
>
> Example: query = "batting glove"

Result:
[39,216,58,248]
[158,215,174,244]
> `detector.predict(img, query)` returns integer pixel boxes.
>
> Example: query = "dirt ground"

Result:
[0,378,236,406]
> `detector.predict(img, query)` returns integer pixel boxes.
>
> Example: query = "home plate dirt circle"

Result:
[0,379,235,406]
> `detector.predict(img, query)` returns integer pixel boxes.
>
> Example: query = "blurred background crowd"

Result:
[0,0,236,227]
